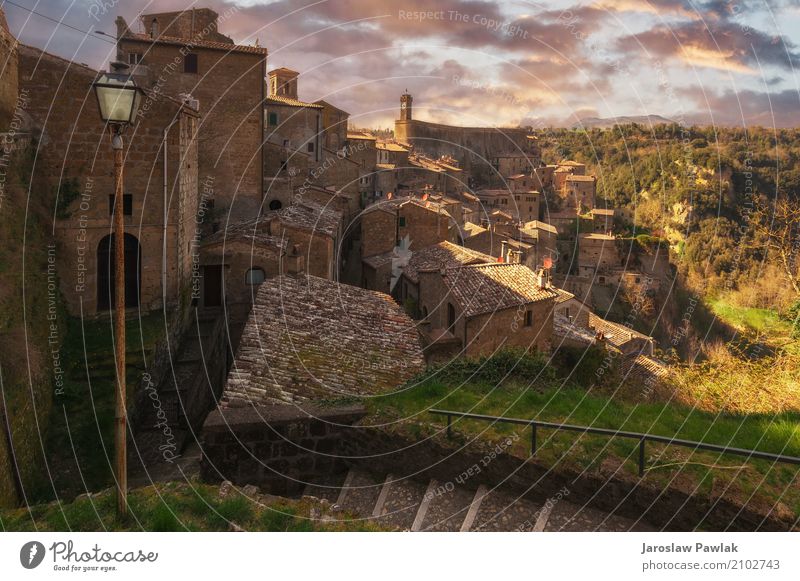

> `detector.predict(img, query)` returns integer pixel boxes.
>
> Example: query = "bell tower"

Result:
[400,92,412,121]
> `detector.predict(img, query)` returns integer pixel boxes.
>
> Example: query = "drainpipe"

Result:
[163,116,179,310]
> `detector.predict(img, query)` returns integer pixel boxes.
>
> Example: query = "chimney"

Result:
[286,244,305,275]
[536,267,551,289]
[500,240,508,262]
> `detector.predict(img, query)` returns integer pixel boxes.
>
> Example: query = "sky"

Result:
[4,0,800,128]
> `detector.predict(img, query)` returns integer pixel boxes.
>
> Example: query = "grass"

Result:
[365,352,800,520]
[0,481,380,532]
[709,297,794,338]
[30,313,168,502]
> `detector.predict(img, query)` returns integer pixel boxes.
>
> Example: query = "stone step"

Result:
[374,475,429,531]
[336,469,383,519]
[471,487,542,532]
[545,500,654,532]
[419,480,476,532]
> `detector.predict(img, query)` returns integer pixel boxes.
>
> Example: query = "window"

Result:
[307,141,315,153]
[245,268,266,285]
[184,53,198,74]
[398,216,406,227]
[524,311,533,327]
[150,19,159,38]
[268,112,278,126]
[128,53,142,65]
[635,276,641,284]
[599,276,606,284]
[447,303,456,329]
[268,200,282,211]
[109,194,133,216]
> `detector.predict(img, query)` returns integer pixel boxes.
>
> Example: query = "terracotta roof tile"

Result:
[442,263,558,317]
[403,241,494,283]
[121,31,267,55]
[220,275,425,407]
[265,95,323,108]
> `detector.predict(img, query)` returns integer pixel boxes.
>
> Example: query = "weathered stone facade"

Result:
[18,44,199,316]
[418,263,557,356]
[201,403,366,494]
[117,9,267,223]
[394,94,539,174]
[0,7,17,131]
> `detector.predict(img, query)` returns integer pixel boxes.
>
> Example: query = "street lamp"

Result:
[93,61,141,518]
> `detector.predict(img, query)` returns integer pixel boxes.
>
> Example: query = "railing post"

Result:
[638,438,645,477]
[531,424,537,457]
[446,414,452,439]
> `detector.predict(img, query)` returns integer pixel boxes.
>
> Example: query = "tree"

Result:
[752,196,800,295]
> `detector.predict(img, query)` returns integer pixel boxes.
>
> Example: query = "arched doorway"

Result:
[97,233,141,311]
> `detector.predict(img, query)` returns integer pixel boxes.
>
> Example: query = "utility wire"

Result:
[1,0,116,44]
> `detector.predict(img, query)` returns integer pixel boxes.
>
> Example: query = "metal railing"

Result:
[429,409,800,477]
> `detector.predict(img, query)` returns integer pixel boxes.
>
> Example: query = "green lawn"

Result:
[709,297,794,338]
[365,354,800,519]
[1,481,377,532]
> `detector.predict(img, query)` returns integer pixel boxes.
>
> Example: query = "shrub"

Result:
[435,348,554,384]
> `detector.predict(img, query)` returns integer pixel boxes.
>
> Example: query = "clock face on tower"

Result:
[401,102,406,109]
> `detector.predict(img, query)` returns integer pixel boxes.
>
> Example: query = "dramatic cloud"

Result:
[617,20,799,73]
[3,0,800,128]
[681,86,800,127]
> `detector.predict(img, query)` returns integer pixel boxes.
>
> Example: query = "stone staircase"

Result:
[304,468,653,532]
[129,311,225,484]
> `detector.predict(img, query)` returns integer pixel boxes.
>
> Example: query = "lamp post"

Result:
[93,62,141,518]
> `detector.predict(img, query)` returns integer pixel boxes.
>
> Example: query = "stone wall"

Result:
[17,44,200,316]
[200,403,366,495]
[118,36,266,223]
[0,7,18,132]
[395,118,537,172]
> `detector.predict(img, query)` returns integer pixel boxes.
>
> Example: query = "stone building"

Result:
[578,233,621,280]
[18,44,199,316]
[220,274,425,407]
[591,208,616,233]
[116,8,267,223]
[394,93,539,175]
[264,68,323,166]
[316,99,349,151]
[361,196,454,293]
[563,174,596,210]
[345,131,378,198]
[396,241,494,311]
[417,263,558,357]
[264,200,342,279]
[198,220,289,342]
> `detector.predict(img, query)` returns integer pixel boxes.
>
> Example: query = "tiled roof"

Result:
[220,275,425,407]
[201,218,287,252]
[362,250,395,269]
[589,313,652,348]
[591,208,615,216]
[442,263,559,318]
[462,222,488,237]
[268,200,342,237]
[620,353,670,386]
[565,174,595,182]
[403,241,494,283]
[265,95,323,108]
[524,220,557,234]
[121,32,267,55]
[552,313,596,346]
[376,142,409,152]
[347,132,377,141]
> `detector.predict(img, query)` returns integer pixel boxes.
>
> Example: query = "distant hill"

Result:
[571,115,675,129]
